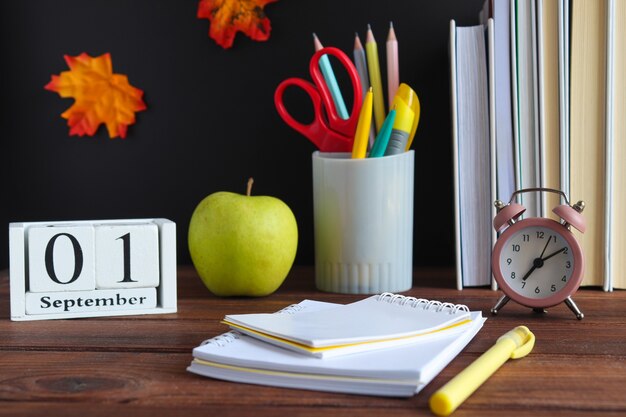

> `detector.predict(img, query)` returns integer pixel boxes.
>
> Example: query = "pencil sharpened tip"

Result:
[367,23,372,30]
[354,33,363,49]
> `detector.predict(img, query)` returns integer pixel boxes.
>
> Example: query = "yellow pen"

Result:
[429,326,535,417]
[352,87,373,159]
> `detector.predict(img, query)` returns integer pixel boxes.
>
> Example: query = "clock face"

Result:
[492,218,584,308]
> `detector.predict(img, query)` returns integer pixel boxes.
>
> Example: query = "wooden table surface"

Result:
[1,266,625,417]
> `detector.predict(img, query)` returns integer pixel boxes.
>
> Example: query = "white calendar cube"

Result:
[28,225,96,293]
[9,218,177,321]
[95,223,160,289]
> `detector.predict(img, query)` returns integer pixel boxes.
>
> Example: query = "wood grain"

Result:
[1,267,625,416]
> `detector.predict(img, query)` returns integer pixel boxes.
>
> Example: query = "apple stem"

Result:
[247,178,254,196]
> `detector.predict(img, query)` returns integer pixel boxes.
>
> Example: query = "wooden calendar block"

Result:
[9,218,177,321]
[27,225,96,293]
[95,223,160,289]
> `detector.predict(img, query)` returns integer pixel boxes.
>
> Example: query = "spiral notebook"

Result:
[223,293,473,358]
[188,296,485,397]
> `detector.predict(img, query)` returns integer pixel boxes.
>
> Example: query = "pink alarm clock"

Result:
[491,188,586,320]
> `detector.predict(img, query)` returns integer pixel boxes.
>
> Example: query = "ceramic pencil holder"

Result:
[312,150,414,294]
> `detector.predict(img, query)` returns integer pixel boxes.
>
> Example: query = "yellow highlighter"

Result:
[383,98,414,156]
[429,326,535,417]
[392,83,420,150]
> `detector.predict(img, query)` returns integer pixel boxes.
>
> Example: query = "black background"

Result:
[0,0,485,269]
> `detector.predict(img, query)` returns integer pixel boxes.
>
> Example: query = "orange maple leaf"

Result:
[197,0,277,49]
[45,53,146,139]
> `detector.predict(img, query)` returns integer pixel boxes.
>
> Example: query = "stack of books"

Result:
[450,0,626,290]
[187,293,485,397]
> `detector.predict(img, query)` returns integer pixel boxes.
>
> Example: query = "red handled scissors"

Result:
[274,47,363,152]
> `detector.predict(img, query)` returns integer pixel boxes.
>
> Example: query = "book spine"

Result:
[604,0,615,292]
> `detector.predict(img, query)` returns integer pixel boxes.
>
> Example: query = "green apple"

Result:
[188,178,298,296]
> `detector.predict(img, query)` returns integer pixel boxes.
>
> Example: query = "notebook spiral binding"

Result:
[277,304,305,315]
[201,303,305,346]
[378,292,469,314]
[201,331,240,347]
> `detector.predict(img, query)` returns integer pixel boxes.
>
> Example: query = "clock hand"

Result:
[519,238,563,283]
[541,247,567,262]
[521,257,546,281]
[539,237,552,259]
[521,248,566,282]
[521,264,538,281]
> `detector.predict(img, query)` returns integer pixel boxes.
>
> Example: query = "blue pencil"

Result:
[313,33,349,120]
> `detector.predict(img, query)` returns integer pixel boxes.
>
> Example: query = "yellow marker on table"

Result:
[429,326,535,416]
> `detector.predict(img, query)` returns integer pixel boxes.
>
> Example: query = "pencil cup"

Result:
[312,150,414,294]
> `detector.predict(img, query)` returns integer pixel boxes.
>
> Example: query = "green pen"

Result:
[369,107,396,158]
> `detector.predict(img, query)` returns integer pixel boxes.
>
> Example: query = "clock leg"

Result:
[491,295,510,315]
[564,296,584,320]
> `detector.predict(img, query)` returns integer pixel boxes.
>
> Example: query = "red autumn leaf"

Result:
[197,0,277,49]
[45,53,146,139]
